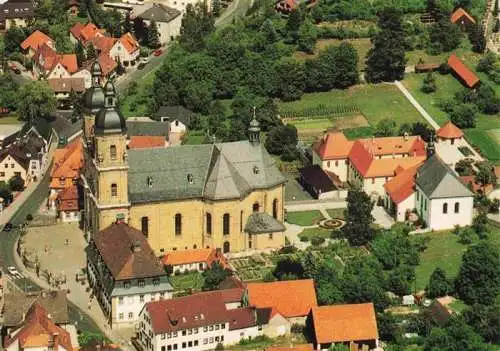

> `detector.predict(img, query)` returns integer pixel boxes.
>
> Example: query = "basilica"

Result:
[81,62,287,254]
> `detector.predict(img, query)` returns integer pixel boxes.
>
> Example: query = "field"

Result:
[326,208,345,219]
[412,224,500,291]
[465,129,500,162]
[285,210,324,226]
[279,84,426,142]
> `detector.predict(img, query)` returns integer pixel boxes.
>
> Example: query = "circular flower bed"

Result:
[319,218,345,230]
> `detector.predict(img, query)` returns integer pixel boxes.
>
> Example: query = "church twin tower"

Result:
[82,62,130,238]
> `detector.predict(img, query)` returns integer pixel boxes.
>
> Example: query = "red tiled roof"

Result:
[21,30,53,51]
[246,279,317,318]
[119,32,139,54]
[3,303,73,350]
[162,248,214,266]
[146,290,254,334]
[313,132,353,160]
[311,303,378,344]
[80,23,103,43]
[128,136,166,149]
[57,185,79,212]
[348,140,373,176]
[59,54,78,73]
[34,44,78,75]
[70,22,84,40]
[95,54,117,76]
[266,345,314,351]
[384,164,420,204]
[50,139,83,187]
[437,121,464,139]
[448,54,480,88]
[92,222,166,280]
[450,7,476,24]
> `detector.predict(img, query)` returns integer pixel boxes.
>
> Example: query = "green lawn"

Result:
[413,224,500,291]
[286,210,324,226]
[326,208,345,219]
[298,227,332,241]
[182,131,206,145]
[168,272,204,291]
[0,115,21,124]
[413,231,469,291]
[279,84,426,130]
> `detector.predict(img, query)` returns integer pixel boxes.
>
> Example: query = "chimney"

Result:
[404,132,409,141]
[52,332,59,350]
[131,240,141,253]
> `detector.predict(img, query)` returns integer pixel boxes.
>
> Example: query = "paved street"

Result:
[0,149,101,334]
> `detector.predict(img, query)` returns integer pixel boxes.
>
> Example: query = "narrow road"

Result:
[394,80,440,129]
[0,150,101,334]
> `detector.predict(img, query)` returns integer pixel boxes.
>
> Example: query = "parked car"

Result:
[140,56,150,64]
[7,266,22,278]
[3,222,13,232]
[153,49,162,56]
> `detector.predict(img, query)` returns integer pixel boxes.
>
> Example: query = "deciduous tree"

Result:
[17,81,57,125]
[342,190,374,246]
[427,267,452,298]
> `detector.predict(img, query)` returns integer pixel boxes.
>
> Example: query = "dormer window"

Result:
[253,166,260,174]
[187,173,193,184]
[147,176,153,188]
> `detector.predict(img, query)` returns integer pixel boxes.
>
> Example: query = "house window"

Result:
[223,213,230,235]
[206,213,212,235]
[138,279,145,287]
[175,214,182,235]
[111,183,117,197]
[141,216,149,237]
[335,160,339,166]
[269,233,273,239]
[443,203,448,214]
[119,313,124,320]
[128,312,133,319]
[252,202,259,212]
[0,172,4,177]
[273,199,278,219]
[240,210,243,232]
[454,202,460,213]
[118,297,124,304]
[327,161,330,167]
[140,295,144,302]
[110,145,117,160]
[417,191,419,201]
[194,341,198,346]
[372,178,375,184]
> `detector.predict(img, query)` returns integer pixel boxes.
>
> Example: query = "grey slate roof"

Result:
[416,155,473,199]
[2,290,69,327]
[154,105,192,126]
[137,3,181,23]
[126,120,170,139]
[245,212,286,234]
[128,141,286,203]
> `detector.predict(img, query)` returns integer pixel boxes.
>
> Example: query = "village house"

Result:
[436,121,464,145]
[127,135,168,149]
[138,289,259,351]
[384,139,474,230]
[415,153,474,230]
[48,77,86,102]
[108,32,140,68]
[20,30,55,57]
[313,131,426,196]
[307,303,379,351]
[81,64,287,254]
[133,3,182,45]
[447,53,480,88]
[0,0,34,30]
[1,290,80,350]
[32,43,79,79]
[161,248,226,273]
[245,279,317,325]
[48,139,83,221]
[298,164,340,199]
[154,105,193,135]
[86,221,173,328]
[450,7,476,29]
[2,303,75,351]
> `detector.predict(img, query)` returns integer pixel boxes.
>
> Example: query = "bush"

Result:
[310,236,325,246]
[421,72,437,93]
[26,214,33,221]
[174,269,182,276]
[215,343,224,350]
[300,236,309,242]
[438,63,450,74]
[8,174,25,191]
[458,227,476,244]
[262,271,276,282]
[238,336,271,346]
[331,229,343,239]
